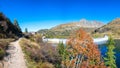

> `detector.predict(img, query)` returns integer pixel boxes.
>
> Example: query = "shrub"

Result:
[38,44,61,67]
[0,39,14,60]
[0,48,5,60]
[19,38,61,68]
[29,34,43,44]
[36,62,55,68]
[57,42,69,65]
[62,29,106,68]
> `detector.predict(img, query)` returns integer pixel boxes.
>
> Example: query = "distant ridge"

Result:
[93,18,120,38]
[38,19,104,38]
[51,19,104,31]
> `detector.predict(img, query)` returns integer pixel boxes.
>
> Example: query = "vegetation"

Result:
[25,28,28,33]
[38,29,72,38]
[104,36,117,68]
[1,7,120,68]
[61,29,106,68]
[0,13,23,68]
[0,39,14,60]
[19,38,41,68]
[38,28,97,39]
[14,19,21,31]
[20,29,113,68]
[57,42,69,67]
[93,18,120,39]
[57,42,68,60]
[0,13,23,38]
[19,35,61,68]
[92,33,105,38]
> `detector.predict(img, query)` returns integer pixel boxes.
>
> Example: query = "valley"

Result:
[0,12,120,68]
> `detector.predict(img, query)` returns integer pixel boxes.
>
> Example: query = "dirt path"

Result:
[3,39,27,68]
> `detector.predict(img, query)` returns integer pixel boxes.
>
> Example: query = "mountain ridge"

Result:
[38,19,104,38]
[51,19,104,31]
[93,18,120,38]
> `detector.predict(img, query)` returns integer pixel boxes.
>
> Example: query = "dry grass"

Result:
[19,38,40,49]
[36,62,55,68]
[0,39,14,60]
[0,38,14,68]
[19,37,61,68]
[19,34,62,68]
[92,33,104,38]
[19,38,40,68]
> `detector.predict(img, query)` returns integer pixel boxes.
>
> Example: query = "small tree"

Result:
[104,36,117,68]
[25,28,28,33]
[57,42,69,68]
[13,19,21,31]
[62,29,106,68]
[57,42,69,61]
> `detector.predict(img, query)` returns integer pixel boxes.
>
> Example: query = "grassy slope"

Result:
[93,18,120,39]
[0,39,14,60]
[19,37,57,68]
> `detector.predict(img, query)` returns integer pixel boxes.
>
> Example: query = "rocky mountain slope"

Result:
[93,18,120,38]
[38,19,104,38]
[51,19,103,31]
[0,13,23,38]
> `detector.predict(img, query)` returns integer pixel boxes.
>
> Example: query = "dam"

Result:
[42,35,109,45]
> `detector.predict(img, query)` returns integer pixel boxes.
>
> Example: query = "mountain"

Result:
[0,13,23,38]
[51,19,103,31]
[93,18,120,38]
[38,19,104,38]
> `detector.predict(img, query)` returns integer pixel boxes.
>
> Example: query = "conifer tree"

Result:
[13,19,21,31]
[57,42,68,61]
[104,36,117,68]
[25,28,28,33]
[57,42,69,68]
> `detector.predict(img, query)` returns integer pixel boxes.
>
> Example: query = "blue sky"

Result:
[0,0,120,31]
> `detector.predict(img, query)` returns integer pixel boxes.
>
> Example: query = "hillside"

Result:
[38,19,104,38]
[0,13,23,38]
[51,19,103,31]
[93,18,120,38]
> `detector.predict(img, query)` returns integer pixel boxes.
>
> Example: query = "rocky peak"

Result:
[79,18,87,23]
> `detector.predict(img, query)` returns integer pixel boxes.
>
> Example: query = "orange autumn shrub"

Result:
[62,28,106,68]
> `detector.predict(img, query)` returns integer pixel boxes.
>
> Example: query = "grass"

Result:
[92,33,105,38]
[0,38,14,60]
[19,36,62,68]
[92,32,120,39]
[19,38,57,68]
[19,38,39,68]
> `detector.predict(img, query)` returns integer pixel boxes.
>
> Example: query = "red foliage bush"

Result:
[63,28,106,68]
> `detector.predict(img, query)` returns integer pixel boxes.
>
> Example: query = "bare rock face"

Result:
[49,19,104,34]
[0,13,23,38]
